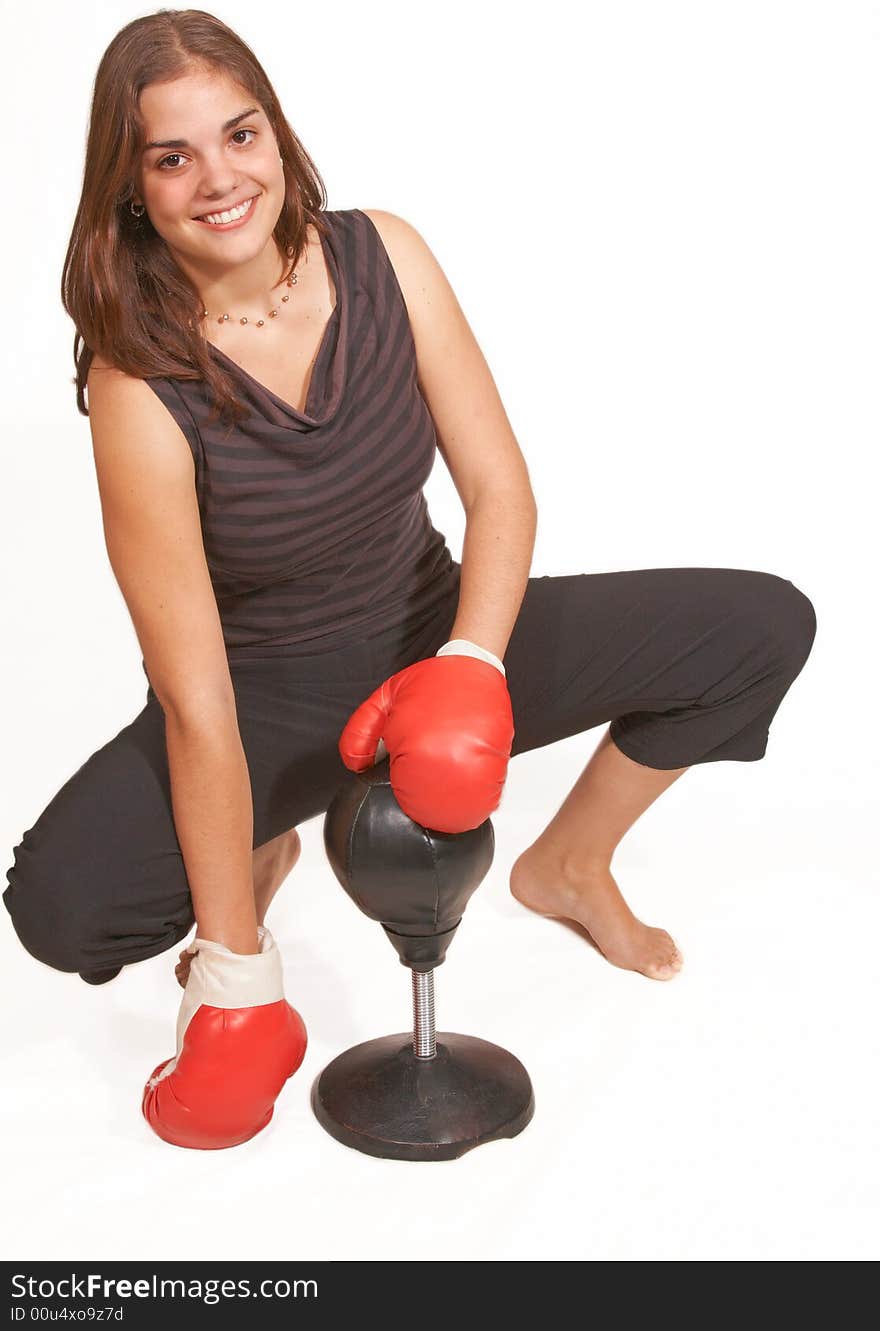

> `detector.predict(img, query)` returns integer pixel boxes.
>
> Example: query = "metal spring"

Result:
[411,968,436,1059]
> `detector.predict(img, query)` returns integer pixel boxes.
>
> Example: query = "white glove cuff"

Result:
[158,927,285,1081]
[184,925,284,1011]
[436,638,506,677]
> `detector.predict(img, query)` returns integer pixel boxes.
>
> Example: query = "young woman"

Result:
[3,10,816,1149]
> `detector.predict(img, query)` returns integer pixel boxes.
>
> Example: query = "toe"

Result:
[645,958,680,980]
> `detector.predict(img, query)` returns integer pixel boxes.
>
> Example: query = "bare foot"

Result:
[509,846,683,981]
[175,828,303,988]
[175,946,196,989]
[254,827,302,926]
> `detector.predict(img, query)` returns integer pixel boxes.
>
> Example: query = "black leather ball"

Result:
[323,757,495,970]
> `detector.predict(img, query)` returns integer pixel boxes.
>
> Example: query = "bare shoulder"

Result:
[87,350,166,418]
[360,208,415,244]
[359,207,436,286]
[360,208,453,316]
[86,352,194,483]
[87,349,129,385]
[86,350,144,406]
[361,208,430,263]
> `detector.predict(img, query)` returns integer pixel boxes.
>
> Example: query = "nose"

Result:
[195,154,242,203]
[198,185,240,207]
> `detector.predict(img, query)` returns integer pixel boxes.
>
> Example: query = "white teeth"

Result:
[199,196,255,225]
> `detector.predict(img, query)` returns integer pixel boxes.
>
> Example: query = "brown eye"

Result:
[157,129,256,171]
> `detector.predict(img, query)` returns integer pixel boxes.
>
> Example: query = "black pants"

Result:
[3,563,816,981]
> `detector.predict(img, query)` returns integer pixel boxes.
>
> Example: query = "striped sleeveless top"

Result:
[145,208,460,659]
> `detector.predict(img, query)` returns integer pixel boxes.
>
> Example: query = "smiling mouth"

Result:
[193,194,259,225]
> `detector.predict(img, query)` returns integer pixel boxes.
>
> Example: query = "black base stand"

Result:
[311,1032,535,1162]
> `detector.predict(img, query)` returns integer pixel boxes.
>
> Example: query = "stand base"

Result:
[311,1032,535,1161]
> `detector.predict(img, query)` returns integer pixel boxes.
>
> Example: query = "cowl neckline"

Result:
[205,211,348,430]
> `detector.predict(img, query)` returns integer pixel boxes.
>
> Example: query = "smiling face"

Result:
[134,66,286,276]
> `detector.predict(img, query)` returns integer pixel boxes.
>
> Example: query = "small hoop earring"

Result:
[130,200,145,218]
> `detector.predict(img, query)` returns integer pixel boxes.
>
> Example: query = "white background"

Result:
[1,0,877,1262]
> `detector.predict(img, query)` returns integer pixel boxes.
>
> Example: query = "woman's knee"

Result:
[4,704,194,977]
[760,573,818,671]
[724,570,815,669]
[4,845,96,974]
[4,832,193,978]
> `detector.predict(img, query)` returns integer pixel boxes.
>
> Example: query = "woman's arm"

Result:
[445,488,538,662]
[362,209,538,661]
[160,708,257,953]
[87,358,258,953]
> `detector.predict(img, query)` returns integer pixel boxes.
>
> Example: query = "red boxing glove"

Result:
[338,641,514,834]
[142,926,307,1150]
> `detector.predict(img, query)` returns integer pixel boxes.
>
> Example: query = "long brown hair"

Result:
[63,8,330,429]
